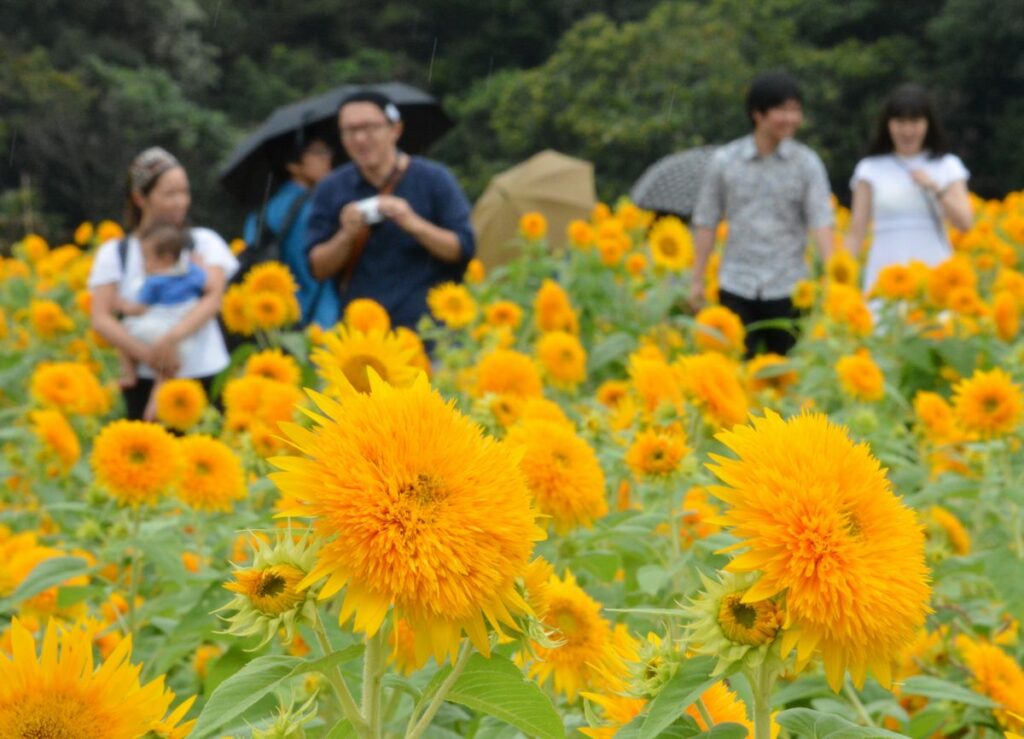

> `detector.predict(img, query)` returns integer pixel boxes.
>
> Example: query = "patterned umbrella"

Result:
[630,145,718,221]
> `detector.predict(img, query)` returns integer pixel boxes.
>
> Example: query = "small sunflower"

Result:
[176,435,247,513]
[826,248,860,287]
[245,348,302,386]
[464,258,486,284]
[536,331,587,390]
[270,374,544,668]
[484,300,524,330]
[220,531,320,648]
[519,211,548,240]
[427,282,478,328]
[927,256,977,307]
[523,570,637,702]
[474,348,544,398]
[223,375,304,435]
[222,284,253,335]
[709,411,931,691]
[154,378,207,431]
[29,409,81,470]
[956,636,1024,731]
[312,326,421,395]
[825,283,873,336]
[835,351,885,402]
[746,353,797,395]
[505,418,608,534]
[246,290,292,331]
[913,391,961,443]
[992,290,1020,341]
[629,355,684,415]
[694,305,746,354]
[29,299,75,338]
[647,216,693,271]
[0,618,195,739]
[952,367,1023,438]
[244,261,299,297]
[625,428,688,479]
[567,220,595,249]
[91,420,180,506]
[675,352,748,428]
[925,505,971,556]
[791,279,818,310]
[534,279,579,334]
[871,263,920,301]
[30,361,110,416]
[344,298,391,333]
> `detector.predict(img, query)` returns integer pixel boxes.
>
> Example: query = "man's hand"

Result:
[339,202,368,232]
[688,277,706,313]
[377,195,417,231]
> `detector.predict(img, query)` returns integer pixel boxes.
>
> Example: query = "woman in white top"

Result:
[845,84,973,296]
[89,147,239,419]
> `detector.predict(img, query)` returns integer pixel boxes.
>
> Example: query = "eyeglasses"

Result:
[340,121,391,139]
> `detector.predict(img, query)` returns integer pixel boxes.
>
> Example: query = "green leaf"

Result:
[190,645,365,739]
[589,332,636,372]
[775,708,909,738]
[638,655,716,739]
[637,564,669,596]
[445,653,565,739]
[900,676,997,708]
[0,556,90,612]
[324,719,356,739]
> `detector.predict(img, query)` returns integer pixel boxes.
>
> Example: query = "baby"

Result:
[116,223,207,414]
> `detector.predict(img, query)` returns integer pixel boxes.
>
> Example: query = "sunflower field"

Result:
[2,195,1024,739]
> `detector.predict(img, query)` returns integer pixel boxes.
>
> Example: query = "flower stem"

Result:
[362,629,386,738]
[127,505,143,642]
[751,663,777,739]
[695,697,715,728]
[312,614,372,739]
[843,679,876,727]
[407,641,473,739]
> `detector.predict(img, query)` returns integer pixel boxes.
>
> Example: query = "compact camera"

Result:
[355,196,384,225]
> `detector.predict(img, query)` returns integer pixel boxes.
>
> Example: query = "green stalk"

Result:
[312,613,372,739]
[127,505,143,642]
[406,641,473,739]
[362,629,386,738]
[844,679,876,727]
[751,663,777,739]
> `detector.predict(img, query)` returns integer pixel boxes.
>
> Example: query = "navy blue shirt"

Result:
[306,156,476,329]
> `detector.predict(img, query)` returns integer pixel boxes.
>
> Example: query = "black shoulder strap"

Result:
[279,191,311,244]
[118,237,129,273]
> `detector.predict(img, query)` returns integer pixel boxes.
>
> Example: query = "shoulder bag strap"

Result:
[340,154,410,291]
[895,158,950,248]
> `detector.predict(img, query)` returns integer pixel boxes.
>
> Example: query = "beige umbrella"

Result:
[471,149,596,268]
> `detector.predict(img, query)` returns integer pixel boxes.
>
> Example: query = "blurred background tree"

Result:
[1,0,1022,244]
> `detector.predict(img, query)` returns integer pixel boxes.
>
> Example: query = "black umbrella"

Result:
[219,82,453,206]
[630,145,718,221]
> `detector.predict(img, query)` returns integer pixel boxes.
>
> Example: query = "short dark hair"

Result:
[337,91,402,123]
[746,72,803,125]
[866,84,948,158]
[139,222,188,262]
[284,129,331,165]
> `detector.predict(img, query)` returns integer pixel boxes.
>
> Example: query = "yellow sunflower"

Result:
[567,219,595,249]
[648,216,694,271]
[246,290,292,331]
[926,505,971,556]
[746,353,797,395]
[675,352,748,428]
[927,256,977,307]
[154,378,207,431]
[223,375,304,434]
[709,411,931,691]
[484,300,524,330]
[519,211,548,240]
[625,428,688,478]
[629,355,684,415]
[74,221,94,245]
[312,326,421,395]
[91,420,181,506]
[464,258,486,284]
[473,348,544,398]
[596,380,630,409]
[791,279,818,310]
[427,282,478,328]
[992,290,1020,342]
[245,348,302,386]
[344,298,391,333]
[871,263,920,301]
[825,284,873,336]
[535,331,587,390]
[221,284,253,335]
[534,279,579,334]
[29,300,75,338]
[504,418,608,534]
[826,248,860,287]
[30,361,110,416]
[694,305,746,354]
[835,351,885,402]
[270,374,544,667]
[687,681,755,733]
[176,435,247,513]
[0,619,195,739]
[96,220,125,243]
[29,409,81,470]
[956,636,1024,731]
[524,570,636,702]
[952,367,1023,438]
[913,391,962,444]
[244,261,299,296]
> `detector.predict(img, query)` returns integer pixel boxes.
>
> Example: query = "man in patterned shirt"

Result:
[690,72,834,356]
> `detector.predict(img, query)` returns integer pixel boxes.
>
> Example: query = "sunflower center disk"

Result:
[342,355,389,393]
[717,593,782,646]
[5,692,97,739]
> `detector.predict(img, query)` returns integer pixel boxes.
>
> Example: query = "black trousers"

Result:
[121,375,215,421]
[718,289,801,358]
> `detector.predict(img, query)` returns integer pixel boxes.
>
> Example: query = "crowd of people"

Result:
[88,76,973,419]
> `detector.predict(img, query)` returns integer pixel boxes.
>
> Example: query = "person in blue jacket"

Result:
[243,134,338,327]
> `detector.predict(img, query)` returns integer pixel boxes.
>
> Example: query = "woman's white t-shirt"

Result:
[88,227,239,379]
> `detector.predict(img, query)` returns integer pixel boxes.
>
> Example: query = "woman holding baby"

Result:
[89,147,239,420]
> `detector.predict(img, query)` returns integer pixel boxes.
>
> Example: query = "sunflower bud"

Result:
[217,530,320,649]
[252,693,317,739]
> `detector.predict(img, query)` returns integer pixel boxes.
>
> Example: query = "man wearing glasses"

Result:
[307,91,476,330]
